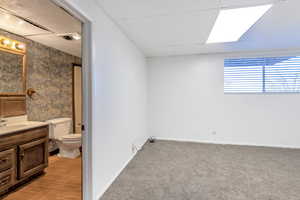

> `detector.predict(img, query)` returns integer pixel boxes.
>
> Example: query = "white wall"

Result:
[148,51,300,149]
[64,1,148,199]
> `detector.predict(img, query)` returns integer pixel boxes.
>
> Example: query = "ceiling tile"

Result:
[221,0,276,8]
[99,0,220,18]
[118,10,219,50]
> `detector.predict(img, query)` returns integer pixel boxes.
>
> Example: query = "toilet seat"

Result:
[62,134,81,139]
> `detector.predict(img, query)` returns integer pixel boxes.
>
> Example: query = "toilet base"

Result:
[56,140,81,159]
[58,148,80,159]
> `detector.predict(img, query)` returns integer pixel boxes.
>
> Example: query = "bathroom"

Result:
[0,1,83,199]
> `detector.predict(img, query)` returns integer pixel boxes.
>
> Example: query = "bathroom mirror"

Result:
[0,45,26,96]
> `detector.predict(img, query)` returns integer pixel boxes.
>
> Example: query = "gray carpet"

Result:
[101,140,300,200]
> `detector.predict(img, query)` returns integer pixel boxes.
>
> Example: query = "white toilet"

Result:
[47,118,82,159]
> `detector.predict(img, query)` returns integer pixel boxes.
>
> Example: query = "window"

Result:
[224,56,300,93]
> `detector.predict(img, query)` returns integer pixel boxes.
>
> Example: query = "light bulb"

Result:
[2,39,10,45]
[16,43,25,50]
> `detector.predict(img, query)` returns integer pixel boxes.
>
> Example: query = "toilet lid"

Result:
[62,134,81,140]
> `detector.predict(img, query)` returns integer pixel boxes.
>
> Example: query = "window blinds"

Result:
[224,56,300,93]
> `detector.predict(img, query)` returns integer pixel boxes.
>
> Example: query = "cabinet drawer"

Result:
[0,169,14,191]
[0,149,15,173]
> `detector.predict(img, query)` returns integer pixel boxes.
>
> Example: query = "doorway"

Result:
[52,1,93,200]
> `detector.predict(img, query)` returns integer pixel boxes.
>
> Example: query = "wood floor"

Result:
[1,156,81,200]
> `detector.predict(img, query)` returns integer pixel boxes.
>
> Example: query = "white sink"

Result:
[5,124,26,128]
[0,125,24,132]
[6,121,38,127]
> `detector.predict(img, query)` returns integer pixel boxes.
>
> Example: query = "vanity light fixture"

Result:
[0,36,26,54]
[206,4,273,43]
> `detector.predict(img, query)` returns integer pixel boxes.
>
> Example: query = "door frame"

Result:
[49,1,93,200]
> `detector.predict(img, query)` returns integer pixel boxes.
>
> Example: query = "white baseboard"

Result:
[97,138,148,200]
[156,137,300,149]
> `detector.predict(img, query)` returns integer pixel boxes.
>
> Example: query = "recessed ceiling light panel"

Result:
[207,4,273,44]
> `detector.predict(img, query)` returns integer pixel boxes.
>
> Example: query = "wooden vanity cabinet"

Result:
[0,126,48,195]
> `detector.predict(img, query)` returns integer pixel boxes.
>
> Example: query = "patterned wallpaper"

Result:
[0,51,23,93]
[0,29,81,121]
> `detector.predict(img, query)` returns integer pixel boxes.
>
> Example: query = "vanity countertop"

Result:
[0,121,49,136]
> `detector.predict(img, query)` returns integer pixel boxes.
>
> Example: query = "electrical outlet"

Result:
[212,131,217,135]
[149,136,156,143]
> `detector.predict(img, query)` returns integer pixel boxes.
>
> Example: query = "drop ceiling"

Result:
[97,0,300,57]
[0,0,81,57]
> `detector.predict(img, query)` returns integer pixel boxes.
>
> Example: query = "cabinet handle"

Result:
[20,151,25,160]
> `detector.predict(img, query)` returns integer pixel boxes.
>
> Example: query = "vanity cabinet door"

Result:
[18,138,48,179]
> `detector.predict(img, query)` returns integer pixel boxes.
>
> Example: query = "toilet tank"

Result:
[47,118,72,139]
